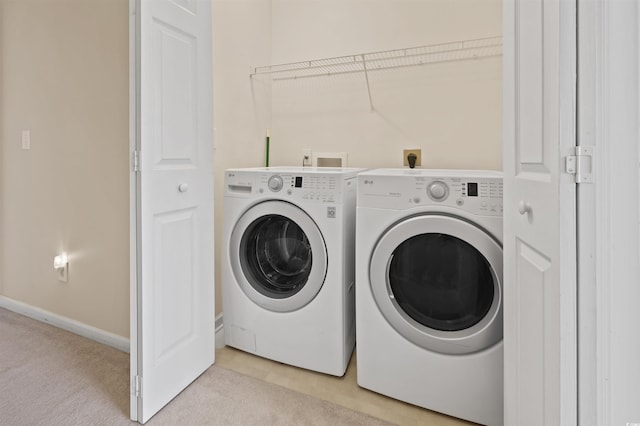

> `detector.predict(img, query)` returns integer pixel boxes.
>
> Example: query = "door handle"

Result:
[178,183,189,193]
[518,200,532,215]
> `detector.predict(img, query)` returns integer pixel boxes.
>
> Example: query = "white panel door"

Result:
[130,0,214,423]
[503,0,577,424]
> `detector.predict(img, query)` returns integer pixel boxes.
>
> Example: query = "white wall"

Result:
[0,0,130,337]
[267,0,502,170]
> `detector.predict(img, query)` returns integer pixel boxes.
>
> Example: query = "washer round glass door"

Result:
[230,200,327,312]
[370,214,502,355]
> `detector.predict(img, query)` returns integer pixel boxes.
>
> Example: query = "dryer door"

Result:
[230,200,328,312]
[370,214,502,355]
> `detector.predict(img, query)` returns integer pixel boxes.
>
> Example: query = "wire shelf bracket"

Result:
[250,36,503,110]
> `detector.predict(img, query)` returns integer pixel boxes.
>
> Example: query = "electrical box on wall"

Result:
[312,152,348,167]
[403,149,422,168]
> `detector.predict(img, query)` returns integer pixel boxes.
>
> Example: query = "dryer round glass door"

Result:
[230,200,328,312]
[370,214,503,355]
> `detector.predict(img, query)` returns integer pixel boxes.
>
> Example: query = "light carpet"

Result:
[0,307,392,425]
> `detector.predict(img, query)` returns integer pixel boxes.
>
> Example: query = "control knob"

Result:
[268,175,284,192]
[427,181,449,201]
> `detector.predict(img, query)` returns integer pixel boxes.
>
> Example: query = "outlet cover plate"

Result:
[403,149,422,167]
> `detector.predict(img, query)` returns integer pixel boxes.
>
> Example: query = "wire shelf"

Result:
[250,36,503,81]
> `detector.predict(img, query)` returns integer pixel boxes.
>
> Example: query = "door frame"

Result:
[577,0,640,424]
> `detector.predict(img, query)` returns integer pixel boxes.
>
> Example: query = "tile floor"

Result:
[215,346,475,426]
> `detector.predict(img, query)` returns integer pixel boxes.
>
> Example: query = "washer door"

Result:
[230,201,327,312]
[370,214,502,355]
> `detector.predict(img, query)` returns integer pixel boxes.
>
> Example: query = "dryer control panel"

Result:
[359,171,503,216]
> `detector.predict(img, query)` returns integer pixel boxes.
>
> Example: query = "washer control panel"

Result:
[359,171,503,216]
[226,170,348,204]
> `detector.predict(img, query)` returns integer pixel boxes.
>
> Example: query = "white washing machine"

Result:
[223,167,363,376]
[356,169,503,425]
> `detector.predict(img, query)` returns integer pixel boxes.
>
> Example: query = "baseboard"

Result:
[0,296,130,353]
[215,313,225,349]
[0,295,223,354]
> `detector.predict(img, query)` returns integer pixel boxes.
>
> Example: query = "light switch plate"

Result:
[21,130,31,150]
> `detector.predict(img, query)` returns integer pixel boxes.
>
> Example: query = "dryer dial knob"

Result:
[427,181,449,201]
[268,175,284,192]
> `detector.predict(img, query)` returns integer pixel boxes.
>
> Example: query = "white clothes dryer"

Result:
[223,167,363,376]
[356,169,503,425]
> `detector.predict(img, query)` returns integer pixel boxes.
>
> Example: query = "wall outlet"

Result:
[54,254,68,283]
[403,149,422,167]
[58,263,68,283]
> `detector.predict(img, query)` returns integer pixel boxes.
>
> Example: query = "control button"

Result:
[456,199,464,206]
[287,189,292,195]
[268,175,283,192]
[413,197,421,203]
[427,181,449,201]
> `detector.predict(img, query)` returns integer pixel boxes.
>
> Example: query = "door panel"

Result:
[155,23,197,164]
[503,0,577,424]
[154,209,196,361]
[515,239,551,425]
[131,0,214,423]
[516,0,544,165]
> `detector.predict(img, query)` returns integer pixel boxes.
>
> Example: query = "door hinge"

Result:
[565,146,594,183]
[133,150,140,173]
[134,375,142,397]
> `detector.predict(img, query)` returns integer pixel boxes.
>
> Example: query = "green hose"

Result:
[265,129,270,167]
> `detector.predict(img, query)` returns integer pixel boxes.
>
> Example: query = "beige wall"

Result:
[212,0,272,315]
[0,0,130,337]
[213,0,501,316]
[1,0,500,339]
[268,0,502,170]
[0,0,5,296]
